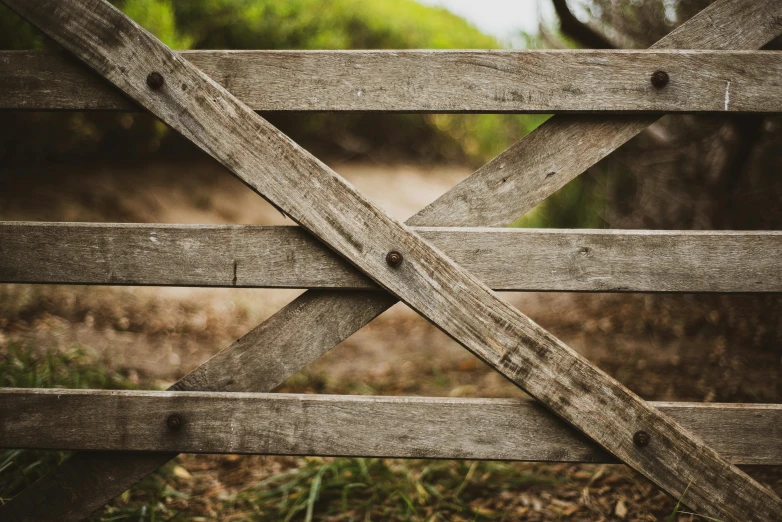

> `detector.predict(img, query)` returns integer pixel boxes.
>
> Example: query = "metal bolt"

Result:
[166,414,183,431]
[633,430,650,447]
[386,250,403,268]
[651,70,669,88]
[147,71,165,90]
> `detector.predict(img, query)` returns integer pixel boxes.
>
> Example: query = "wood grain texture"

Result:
[1,388,780,466]
[5,49,782,112]
[3,222,780,293]
[410,0,782,227]
[3,1,781,520]
[4,1,781,520]
[183,0,782,402]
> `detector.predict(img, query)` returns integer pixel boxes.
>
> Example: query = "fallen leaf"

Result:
[449,384,477,397]
[172,465,192,480]
[457,359,478,371]
[615,499,628,519]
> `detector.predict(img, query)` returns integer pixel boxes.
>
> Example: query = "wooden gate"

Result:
[1,0,781,520]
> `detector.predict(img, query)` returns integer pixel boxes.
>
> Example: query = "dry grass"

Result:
[1,160,780,520]
[2,341,779,521]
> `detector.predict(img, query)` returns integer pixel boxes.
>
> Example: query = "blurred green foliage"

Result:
[0,1,547,169]
[0,0,603,227]
[169,0,497,50]
[122,0,194,49]
[0,344,136,390]
[0,0,496,51]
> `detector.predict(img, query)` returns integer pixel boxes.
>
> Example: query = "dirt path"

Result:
[1,159,778,401]
[1,160,476,388]
[1,159,779,520]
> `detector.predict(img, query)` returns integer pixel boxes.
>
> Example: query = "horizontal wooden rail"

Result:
[3,50,782,112]
[0,388,778,465]
[1,222,779,293]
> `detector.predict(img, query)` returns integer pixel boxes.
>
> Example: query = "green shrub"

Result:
[169,0,496,50]
[0,0,545,166]
[1,0,604,227]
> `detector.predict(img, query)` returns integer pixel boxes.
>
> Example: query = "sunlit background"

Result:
[417,0,555,46]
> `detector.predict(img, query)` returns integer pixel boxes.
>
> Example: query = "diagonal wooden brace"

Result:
[2,2,781,522]
[3,1,782,521]
[2,1,780,521]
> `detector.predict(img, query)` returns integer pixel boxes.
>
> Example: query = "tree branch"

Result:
[552,0,615,49]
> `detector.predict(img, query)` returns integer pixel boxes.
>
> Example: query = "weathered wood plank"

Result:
[174,0,782,401]
[410,0,782,227]
[4,49,782,112]
[4,1,781,521]
[2,222,780,293]
[1,389,780,466]
[4,1,779,521]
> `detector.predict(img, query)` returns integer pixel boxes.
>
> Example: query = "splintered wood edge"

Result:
[1,0,780,521]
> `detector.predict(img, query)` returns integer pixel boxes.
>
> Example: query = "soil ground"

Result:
[1,159,780,520]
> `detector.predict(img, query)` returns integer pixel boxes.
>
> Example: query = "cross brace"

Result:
[1,0,781,521]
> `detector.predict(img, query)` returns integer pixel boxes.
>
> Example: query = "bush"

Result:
[0,0,546,168]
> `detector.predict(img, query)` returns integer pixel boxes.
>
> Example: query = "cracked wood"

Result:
[2,0,781,520]
[3,0,781,520]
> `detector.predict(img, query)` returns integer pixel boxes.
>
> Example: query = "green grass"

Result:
[0,344,160,510]
[0,343,137,390]
[0,343,569,521]
[666,481,725,522]
[225,457,562,521]
[0,344,193,519]
[666,482,689,522]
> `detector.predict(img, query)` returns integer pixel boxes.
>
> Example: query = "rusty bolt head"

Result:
[651,70,669,88]
[166,414,184,431]
[147,71,165,90]
[386,250,403,268]
[633,430,650,447]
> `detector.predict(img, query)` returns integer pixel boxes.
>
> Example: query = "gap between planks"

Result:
[1,0,781,520]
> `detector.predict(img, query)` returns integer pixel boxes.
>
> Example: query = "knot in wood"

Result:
[651,70,669,88]
[146,71,165,90]
[386,250,403,268]
[633,430,651,447]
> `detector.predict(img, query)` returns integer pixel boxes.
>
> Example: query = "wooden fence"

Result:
[0,0,781,520]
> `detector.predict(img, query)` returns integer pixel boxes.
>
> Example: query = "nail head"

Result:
[167,414,183,430]
[147,71,165,90]
[633,430,650,447]
[651,70,669,88]
[386,250,403,268]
